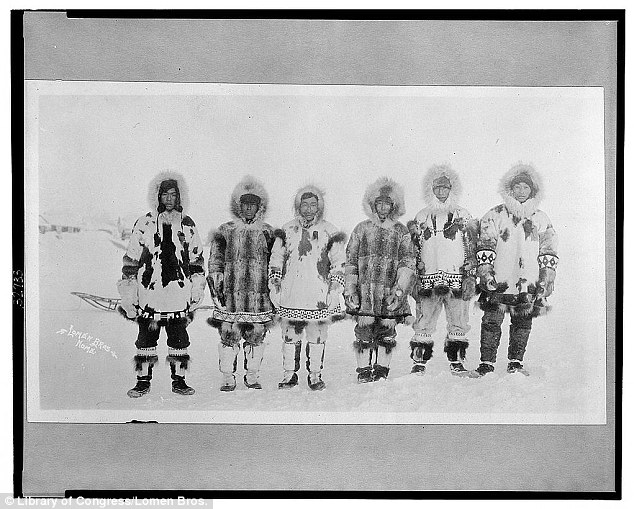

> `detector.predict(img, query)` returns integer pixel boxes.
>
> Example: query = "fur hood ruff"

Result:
[499,163,545,219]
[422,164,463,211]
[293,184,326,222]
[147,170,190,213]
[230,176,269,222]
[363,177,406,221]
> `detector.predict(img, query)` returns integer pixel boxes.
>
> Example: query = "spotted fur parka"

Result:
[408,164,478,299]
[121,171,205,321]
[476,163,559,316]
[269,185,346,322]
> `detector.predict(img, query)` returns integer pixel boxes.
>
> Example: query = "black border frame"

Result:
[13,9,623,500]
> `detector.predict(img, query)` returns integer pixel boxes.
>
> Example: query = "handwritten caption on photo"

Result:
[56,324,118,359]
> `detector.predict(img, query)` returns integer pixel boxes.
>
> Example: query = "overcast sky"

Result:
[29,82,602,285]
[26,82,606,358]
[30,83,602,232]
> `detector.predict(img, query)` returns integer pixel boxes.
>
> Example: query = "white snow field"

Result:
[31,228,606,424]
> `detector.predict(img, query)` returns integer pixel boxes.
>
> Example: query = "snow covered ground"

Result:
[29,229,606,424]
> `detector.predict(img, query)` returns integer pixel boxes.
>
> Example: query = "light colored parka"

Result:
[477,163,559,316]
[269,185,346,322]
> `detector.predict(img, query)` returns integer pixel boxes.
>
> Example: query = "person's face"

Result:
[375,198,394,220]
[512,182,532,203]
[240,201,259,220]
[299,196,319,222]
[433,185,451,203]
[160,188,178,212]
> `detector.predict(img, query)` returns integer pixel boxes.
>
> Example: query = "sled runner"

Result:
[71,292,121,311]
[71,292,214,312]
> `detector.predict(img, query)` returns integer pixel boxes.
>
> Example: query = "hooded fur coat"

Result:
[122,171,205,318]
[345,177,416,320]
[408,165,478,298]
[269,185,346,321]
[476,163,559,316]
[208,176,275,324]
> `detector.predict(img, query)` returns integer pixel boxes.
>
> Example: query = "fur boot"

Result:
[243,342,265,389]
[306,342,326,391]
[279,341,301,389]
[218,343,239,392]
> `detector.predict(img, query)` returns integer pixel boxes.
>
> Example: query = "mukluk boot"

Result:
[373,337,396,381]
[243,342,265,389]
[167,349,195,396]
[354,339,375,383]
[218,343,240,392]
[128,348,158,398]
[507,360,529,376]
[468,362,495,378]
[444,337,469,376]
[507,323,531,376]
[306,342,326,391]
[279,341,301,389]
[410,334,433,375]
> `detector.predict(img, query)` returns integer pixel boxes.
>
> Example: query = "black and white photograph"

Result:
[25,81,606,424]
[16,13,620,495]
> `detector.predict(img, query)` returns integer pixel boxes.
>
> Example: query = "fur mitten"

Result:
[386,288,404,312]
[190,273,206,308]
[477,264,498,292]
[538,267,556,298]
[461,276,477,301]
[344,275,360,311]
[117,277,138,319]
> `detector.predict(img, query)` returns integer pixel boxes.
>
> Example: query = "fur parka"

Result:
[345,177,416,320]
[408,165,478,298]
[207,176,275,325]
[121,171,205,321]
[476,163,559,316]
[269,184,347,322]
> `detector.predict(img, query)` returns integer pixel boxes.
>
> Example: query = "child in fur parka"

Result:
[117,171,206,398]
[207,176,276,391]
[268,185,346,390]
[344,177,416,382]
[471,163,559,377]
[407,164,478,376]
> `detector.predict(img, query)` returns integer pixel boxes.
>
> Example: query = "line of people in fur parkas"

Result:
[117,163,558,398]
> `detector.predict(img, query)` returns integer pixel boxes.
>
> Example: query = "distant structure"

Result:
[39,214,82,234]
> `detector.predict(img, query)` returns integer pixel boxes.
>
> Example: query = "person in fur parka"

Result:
[268,184,347,390]
[407,164,478,376]
[207,176,276,392]
[344,177,416,383]
[117,171,206,398]
[470,163,559,377]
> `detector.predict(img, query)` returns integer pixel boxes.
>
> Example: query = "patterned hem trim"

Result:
[348,311,411,319]
[277,305,342,321]
[212,308,274,324]
[538,254,559,270]
[420,271,463,290]
[476,249,496,265]
[167,348,188,356]
[136,347,157,354]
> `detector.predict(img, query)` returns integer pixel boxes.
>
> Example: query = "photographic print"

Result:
[25,81,607,425]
